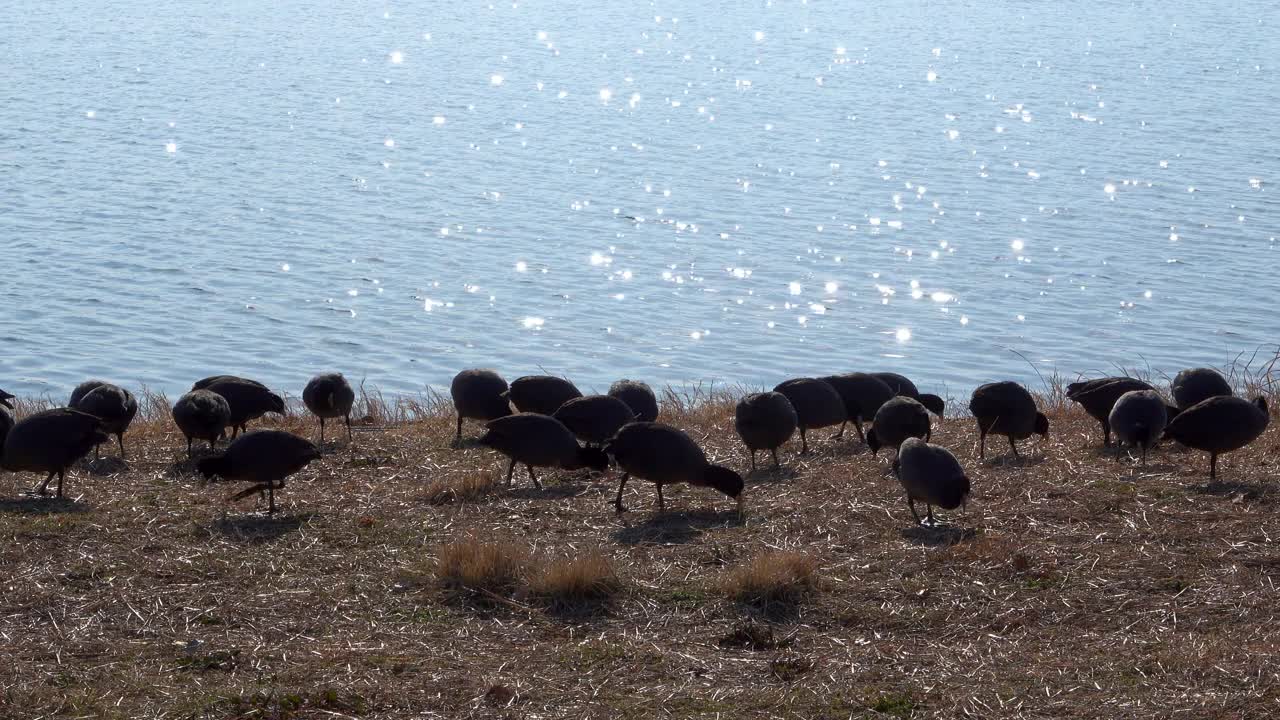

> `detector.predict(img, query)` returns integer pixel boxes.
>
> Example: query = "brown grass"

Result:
[421,471,498,505]
[527,551,624,609]
[2,364,1280,718]
[721,551,819,609]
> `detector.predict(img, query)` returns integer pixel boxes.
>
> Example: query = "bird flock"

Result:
[0,366,1270,525]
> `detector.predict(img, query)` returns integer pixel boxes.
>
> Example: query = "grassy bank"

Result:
[1,381,1278,718]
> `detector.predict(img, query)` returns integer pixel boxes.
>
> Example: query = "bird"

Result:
[734,391,798,470]
[0,387,13,410]
[200,377,285,438]
[197,430,321,515]
[477,413,609,488]
[1066,376,1159,446]
[553,395,636,447]
[1,408,107,498]
[450,369,512,443]
[969,381,1050,459]
[866,397,931,456]
[873,372,946,416]
[504,375,583,415]
[172,390,233,457]
[820,373,896,443]
[192,375,267,391]
[1108,390,1168,464]
[0,388,14,451]
[773,378,847,453]
[893,437,971,527]
[1163,396,1269,481]
[608,379,659,422]
[68,380,138,459]
[605,421,744,514]
[1171,368,1233,410]
[302,373,356,444]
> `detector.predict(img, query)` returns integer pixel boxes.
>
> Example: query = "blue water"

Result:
[2,1,1278,400]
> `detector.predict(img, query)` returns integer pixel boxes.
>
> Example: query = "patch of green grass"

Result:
[664,587,707,609]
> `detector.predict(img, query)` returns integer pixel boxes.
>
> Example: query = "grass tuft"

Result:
[434,538,530,600]
[722,551,818,609]
[422,471,497,505]
[527,551,623,609]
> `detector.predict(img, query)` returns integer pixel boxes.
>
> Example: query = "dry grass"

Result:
[526,551,624,610]
[2,363,1280,718]
[721,551,820,610]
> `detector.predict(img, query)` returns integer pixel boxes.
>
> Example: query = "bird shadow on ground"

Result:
[85,457,129,476]
[506,482,591,501]
[612,508,742,546]
[0,496,88,515]
[209,512,315,543]
[981,454,1047,469]
[450,437,486,450]
[900,524,978,547]
[745,466,799,484]
[1193,480,1271,503]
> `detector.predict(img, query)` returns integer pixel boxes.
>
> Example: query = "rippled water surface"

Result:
[3,1,1278,399]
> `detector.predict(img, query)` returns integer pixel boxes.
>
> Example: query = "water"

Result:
[3,1,1278,400]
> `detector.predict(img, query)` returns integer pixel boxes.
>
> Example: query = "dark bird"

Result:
[734,391,797,470]
[553,395,636,447]
[505,375,583,415]
[192,375,267,391]
[873,372,946,416]
[201,377,285,438]
[1,408,107,498]
[0,387,13,410]
[302,373,356,444]
[606,421,744,514]
[450,369,512,443]
[608,379,659,422]
[478,413,608,488]
[820,373,896,443]
[969,381,1049,459]
[69,380,138,459]
[172,390,233,457]
[198,430,321,514]
[0,388,14,452]
[1171,368,1233,410]
[1163,396,1269,480]
[893,437,971,526]
[866,397,931,456]
[773,378,847,453]
[1066,376,1160,446]
[1108,390,1168,464]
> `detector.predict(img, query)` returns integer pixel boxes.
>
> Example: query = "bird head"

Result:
[919,393,946,416]
[267,393,286,415]
[196,455,228,481]
[865,429,882,454]
[702,464,744,501]
[1034,412,1050,438]
[0,388,13,410]
[578,446,610,473]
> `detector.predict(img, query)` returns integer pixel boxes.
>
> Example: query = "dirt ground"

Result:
[1,387,1278,719]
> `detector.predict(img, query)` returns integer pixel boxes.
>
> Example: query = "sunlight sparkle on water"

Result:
[522,317,544,329]
[895,328,912,342]
[514,261,528,272]
[164,142,178,153]
[1011,239,1025,251]
[389,51,404,64]
[599,88,613,102]
[788,282,802,295]
[753,31,765,42]
[824,281,839,294]
[433,115,446,125]
[490,74,504,86]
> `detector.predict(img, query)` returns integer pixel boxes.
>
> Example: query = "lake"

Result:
[2,0,1277,401]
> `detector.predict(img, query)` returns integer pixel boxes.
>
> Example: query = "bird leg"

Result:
[1141,444,1148,465]
[1209,453,1218,482]
[35,471,55,496]
[345,414,353,442]
[656,483,665,512]
[613,473,630,513]
[94,443,101,461]
[908,497,922,524]
[978,429,987,459]
[454,416,463,445]
[1102,421,1112,448]
[319,417,326,445]
[800,428,809,454]
[854,419,866,444]
[1008,435,1020,459]
[526,465,543,489]
[771,447,781,469]
[267,482,276,515]
[833,421,845,441]
[925,505,936,527]
[117,433,126,459]
[57,470,64,498]
[505,459,516,485]
[749,449,757,471]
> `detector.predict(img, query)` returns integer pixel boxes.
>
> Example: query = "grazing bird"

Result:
[69,380,138,459]
[866,397,931,456]
[1,409,107,498]
[969,381,1050,459]
[734,391,798,470]
[450,369,512,443]
[302,373,356,444]
[201,378,285,438]
[198,430,321,515]
[873,372,946,416]
[1108,390,1168,464]
[608,379,659,422]
[1163,396,1269,481]
[1171,368,1233,410]
[606,421,744,514]
[893,438,971,527]
[821,373,896,443]
[773,378,847,453]
[478,413,608,488]
[192,375,267,391]
[505,375,583,415]
[1066,376,1158,446]
[0,388,14,451]
[553,395,636,447]
[172,390,233,457]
